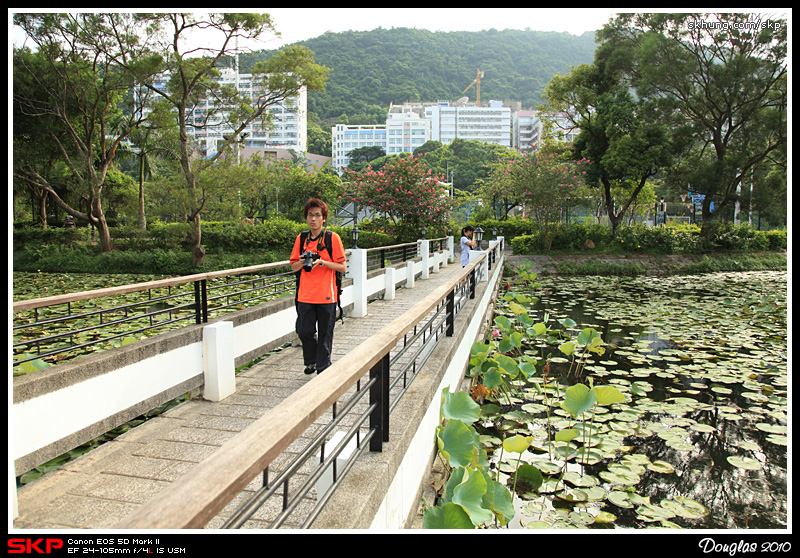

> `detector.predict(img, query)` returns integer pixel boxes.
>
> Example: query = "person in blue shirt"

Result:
[460,225,477,267]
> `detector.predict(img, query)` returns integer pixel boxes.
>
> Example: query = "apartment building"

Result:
[176,66,308,157]
[331,99,514,173]
[386,103,431,155]
[513,110,541,152]
[538,111,580,144]
[426,99,512,147]
[331,124,388,172]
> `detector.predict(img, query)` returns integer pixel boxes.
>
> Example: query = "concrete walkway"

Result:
[12,262,469,530]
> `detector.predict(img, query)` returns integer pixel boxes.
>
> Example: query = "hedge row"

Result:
[13,219,786,275]
[510,222,787,254]
[13,219,393,253]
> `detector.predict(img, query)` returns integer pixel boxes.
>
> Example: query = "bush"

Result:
[509,221,784,255]
[764,230,787,250]
[12,225,93,249]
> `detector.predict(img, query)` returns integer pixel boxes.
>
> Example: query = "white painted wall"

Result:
[370,244,503,529]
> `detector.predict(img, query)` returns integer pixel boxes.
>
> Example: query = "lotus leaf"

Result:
[440,389,481,423]
[562,383,597,417]
[422,502,474,529]
[727,456,762,470]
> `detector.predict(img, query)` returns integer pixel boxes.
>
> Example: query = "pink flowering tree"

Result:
[484,151,590,249]
[343,155,455,241]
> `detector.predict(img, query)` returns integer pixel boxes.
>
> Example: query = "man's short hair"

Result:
[304,198,329,220]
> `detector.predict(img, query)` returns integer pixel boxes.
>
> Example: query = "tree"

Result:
[343,155,454,240]
[543,61,674,235]
[597,13,787,234]
[13,13,157,250]
[482,149,590,248]
[346,145,386,172]
[120,98,181,230]
[128,13,329,265]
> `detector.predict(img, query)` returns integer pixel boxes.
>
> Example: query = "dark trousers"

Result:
[295,302,337,372]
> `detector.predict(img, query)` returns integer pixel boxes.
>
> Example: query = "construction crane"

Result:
[462,69,485,106]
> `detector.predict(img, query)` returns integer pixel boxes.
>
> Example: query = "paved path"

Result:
[12,262,467,530]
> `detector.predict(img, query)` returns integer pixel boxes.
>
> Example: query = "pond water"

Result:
[482,270,787,529]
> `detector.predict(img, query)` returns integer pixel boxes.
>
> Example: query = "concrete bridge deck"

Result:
[12,261,481,531]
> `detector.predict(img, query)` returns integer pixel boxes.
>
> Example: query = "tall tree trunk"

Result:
[36,190,48,228]
[190,213,205,266]
[90,196,113,253]
[137,157,147,230]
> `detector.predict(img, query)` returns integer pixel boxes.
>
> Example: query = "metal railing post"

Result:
[369,353,390,452]
[445,288,455,337]
[193,279,209,324]
[469,267,476,300]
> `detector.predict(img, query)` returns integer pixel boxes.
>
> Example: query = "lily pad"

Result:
[727,456,762,470]
[647,460,676,474]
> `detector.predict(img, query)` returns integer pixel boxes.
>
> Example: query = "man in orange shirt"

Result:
[290,199,347,374]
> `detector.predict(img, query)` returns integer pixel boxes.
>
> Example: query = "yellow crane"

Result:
[462,69,485,106]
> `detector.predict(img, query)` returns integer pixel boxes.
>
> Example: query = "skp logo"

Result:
[8,539,64,554]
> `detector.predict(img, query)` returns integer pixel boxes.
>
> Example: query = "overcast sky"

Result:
[259,8,620,47]
[12,9,789,52]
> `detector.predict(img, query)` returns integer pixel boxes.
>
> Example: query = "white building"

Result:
[331,124,388,172]
[537,111,580,144]
[385,103,431,155]
[180,67,308,157]
[331,99,513,173]
[425,99,511,147]
[513,110,541,152]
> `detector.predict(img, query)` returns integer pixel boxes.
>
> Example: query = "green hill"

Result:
[240,27,597,125]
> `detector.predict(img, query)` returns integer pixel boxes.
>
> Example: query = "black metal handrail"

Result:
[12,262,297,369]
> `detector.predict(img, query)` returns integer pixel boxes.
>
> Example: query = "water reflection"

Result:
[498,271,787,529]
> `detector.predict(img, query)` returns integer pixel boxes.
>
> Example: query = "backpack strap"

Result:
[324,230,345,323]
[294,231,310,305]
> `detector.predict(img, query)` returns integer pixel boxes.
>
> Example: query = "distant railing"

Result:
[363,237,446,271]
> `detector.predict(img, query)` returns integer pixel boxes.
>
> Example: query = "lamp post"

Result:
[351,225,359,249]
[474,226,484,250]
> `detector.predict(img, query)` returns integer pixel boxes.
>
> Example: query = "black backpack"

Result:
[295,230,344,323]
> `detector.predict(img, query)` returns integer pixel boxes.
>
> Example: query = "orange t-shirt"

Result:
[290,231,346,304]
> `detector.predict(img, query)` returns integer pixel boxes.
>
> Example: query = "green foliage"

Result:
[424,389,515,529]
[12,217,398,275]
[510,222,786,255]
[242,28,597,124]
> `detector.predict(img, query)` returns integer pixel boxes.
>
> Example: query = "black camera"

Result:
[301,251,320,272]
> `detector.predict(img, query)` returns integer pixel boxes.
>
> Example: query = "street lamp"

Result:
[474,226,484,250]
[351,225,359,249]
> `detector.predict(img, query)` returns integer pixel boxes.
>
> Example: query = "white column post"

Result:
[469,250,489,282]
[348,248,368,317]
[203,321,235,401]
[384,266,396,300]
[447,236,454,264]
[405,260,415,289]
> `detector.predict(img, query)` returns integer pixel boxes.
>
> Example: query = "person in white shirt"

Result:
[460,225,477,267]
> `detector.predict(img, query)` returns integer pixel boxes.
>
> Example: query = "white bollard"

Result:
[420,239,430,280]
[347,248,368,317]
[406,260,415,289]
[203,321,235,401]
[384,266,396,300]
[315,431,358,498]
